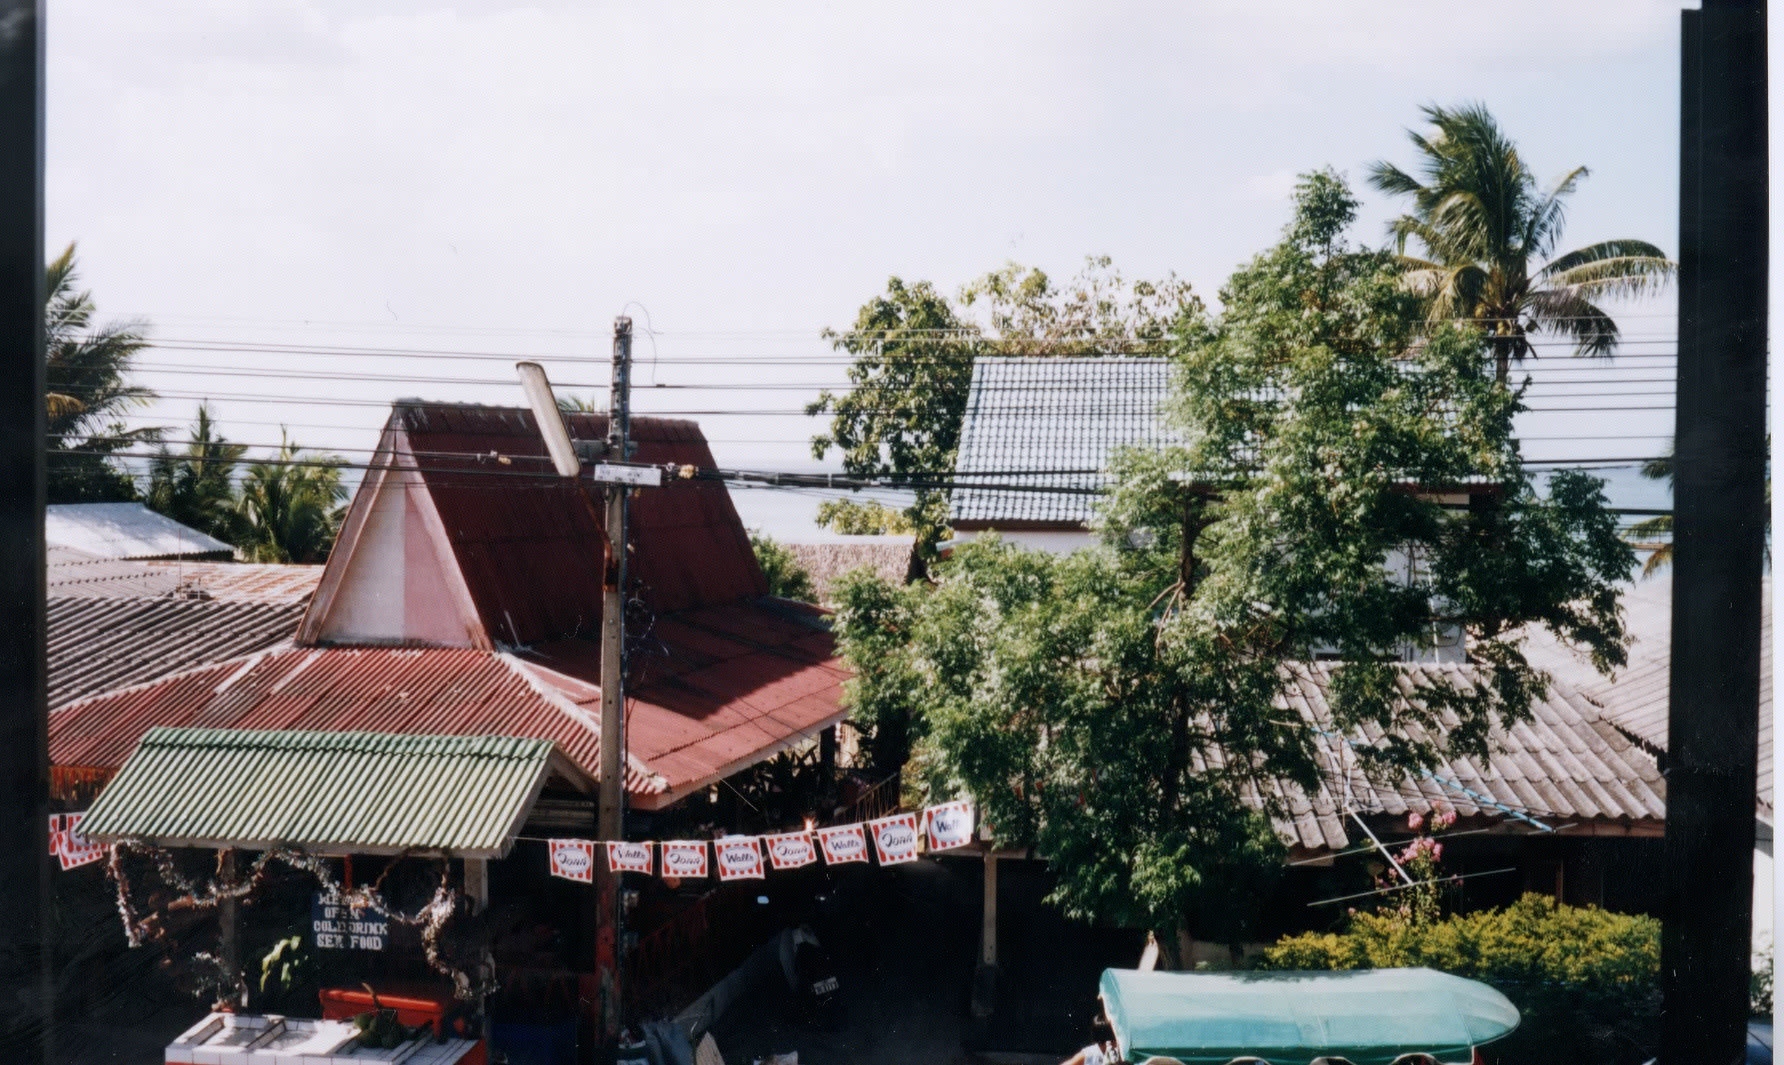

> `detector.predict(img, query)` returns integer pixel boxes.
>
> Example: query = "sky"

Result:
[44,0,1711,536]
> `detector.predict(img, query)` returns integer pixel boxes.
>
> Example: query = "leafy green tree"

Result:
[236,434,347,563]
[748,530,818,602]
[815,498,914,535]
[44,243,159,502]
[1369,104,1674,381]
[810,259,1199,578]
[146,404,250,548]
[831,173,1632,958]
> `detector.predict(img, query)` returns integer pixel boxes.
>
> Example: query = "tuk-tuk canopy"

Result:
[1098,967,1520,1065]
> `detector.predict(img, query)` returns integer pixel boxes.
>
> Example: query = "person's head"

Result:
[1091,1013,1114,1043]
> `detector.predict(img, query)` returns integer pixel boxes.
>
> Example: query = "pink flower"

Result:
[1432,842,1443,861]
[1408,812,1425,831]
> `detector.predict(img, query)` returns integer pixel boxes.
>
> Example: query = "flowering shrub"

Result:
[1377,807,1456,925]
[1260,893,1660,1065]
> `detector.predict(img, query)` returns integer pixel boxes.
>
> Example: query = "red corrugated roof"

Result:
[49,621,848,809]
[379,403,765,647]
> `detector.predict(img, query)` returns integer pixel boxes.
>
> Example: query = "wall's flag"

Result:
[549,839,596,883]
[607,841,655,875]
[923,801,975,852]
[815,823,870,865]
[661,841,710,880]
[48,814,63,858]
[58,812,106,871]
[764,831,817,871]
[868,812,921,865]
[714,837,765,881]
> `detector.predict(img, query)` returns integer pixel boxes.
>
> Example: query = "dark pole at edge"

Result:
[0,0,50,1061]
[1663,1,1768,1061]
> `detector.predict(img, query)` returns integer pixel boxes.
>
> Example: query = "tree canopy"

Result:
[831,173,1633,952]
[45,244,159,502]
[1369,104,1673,380]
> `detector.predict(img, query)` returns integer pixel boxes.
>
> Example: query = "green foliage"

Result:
[1369,104,1673,379]
[1755,940,1774,1018]
[831,173,1633,947]
[1261,894,1660,1064]
[44,243,159,502]
[810,260,1201,578]
[147,404,251,548]
[257,935,314,1013]
[749,531,818,602]
[815,498,914,535]
[237,433,348,563]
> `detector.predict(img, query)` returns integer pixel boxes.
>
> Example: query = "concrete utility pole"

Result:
[597,316,633,1051]
[0,0,51,1060]
[1663,2,1768,1061]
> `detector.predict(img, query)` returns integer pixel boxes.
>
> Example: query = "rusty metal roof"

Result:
[49,551,322,603]
[1266,663,1666,854]
[355,402,766,647]
[49,596,305,710]
[80,728,561,858]
[50,606,848,810]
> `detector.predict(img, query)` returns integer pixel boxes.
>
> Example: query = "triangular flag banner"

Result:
[48,814,63,858]
[924,801,975,852]
[868,812,921,865]
[713,837,765,881]
[814,824,869,865]
[607,841,654,875]
[549,839,596,883]
[763,831,817,871]
[58,813,106,871]
[660,841,709,880]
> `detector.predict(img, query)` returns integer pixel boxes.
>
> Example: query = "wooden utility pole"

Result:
[596,316,634,1053]
[0,0,50,1060]
[1663,2,1768,1061]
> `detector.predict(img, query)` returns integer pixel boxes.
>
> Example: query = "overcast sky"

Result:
[44,0,1719,531]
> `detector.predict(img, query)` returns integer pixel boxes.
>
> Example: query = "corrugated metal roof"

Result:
[80,727,558,857]
[49,549,321,603]
[1519,575,1773,821]
[47,503,235,560]
[949,357,1175,528]
[368,403,765,647]
[50,609,848,810]
[1267,663,1665,854]
[49,597,305,709]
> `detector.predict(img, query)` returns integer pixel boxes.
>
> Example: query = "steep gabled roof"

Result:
[950,357,1176,530]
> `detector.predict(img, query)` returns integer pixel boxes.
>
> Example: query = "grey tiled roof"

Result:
[1266,663,1665,854]
[949,357,1175,528]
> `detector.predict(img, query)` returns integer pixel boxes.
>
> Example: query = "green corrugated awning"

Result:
[81,728,564,859]
[1099,967,1520,1065]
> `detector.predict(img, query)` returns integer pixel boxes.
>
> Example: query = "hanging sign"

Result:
[714,837,765,881]
[868,812,921,865]
[763,831,817,871]
[48,814,63,858]
[923,801,976,852]
[549,839,596,883]
[661,840,710,880]
[815,823,869,865]
[311,894,389,951]
[607,841,655,875]
[57,813,106,871]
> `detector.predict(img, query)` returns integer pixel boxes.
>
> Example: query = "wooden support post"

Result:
[218,850,240,1006]
[464,858,489,913]
[980,854,997,968]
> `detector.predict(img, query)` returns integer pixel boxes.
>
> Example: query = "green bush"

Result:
[1260,894,1660,1065]
[749,531,819,602]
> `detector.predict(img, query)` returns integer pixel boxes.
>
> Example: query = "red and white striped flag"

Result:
[607,841,654,875]
[814,824,870,865]
[868,812,921,865]
[713,837,765,881]
[549,839,596,883]
[923,801,975,852]
[763,831,817,871]
[660,841,710,880]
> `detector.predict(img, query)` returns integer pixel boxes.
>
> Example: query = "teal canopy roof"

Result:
[1098,967,1519,1065]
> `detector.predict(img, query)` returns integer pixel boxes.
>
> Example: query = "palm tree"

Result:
[45,243,160,501]
[237,433,348,563]
[146,404,250,548]
[1628,449,1673,576]
[1369,104,1675,382]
